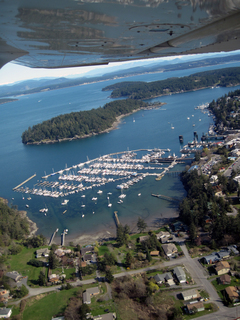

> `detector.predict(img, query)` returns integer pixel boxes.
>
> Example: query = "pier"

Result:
[13,173,36,190]
[49,228,59,246]
[114,211,120,227]
[152,193,180,203]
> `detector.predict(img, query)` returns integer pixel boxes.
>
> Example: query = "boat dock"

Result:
[49,228,59,246]
[152,193,180,203]
[13,173,36,190]
[114,211,120,226]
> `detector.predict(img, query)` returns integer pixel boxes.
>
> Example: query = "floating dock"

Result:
[13,173,36,190]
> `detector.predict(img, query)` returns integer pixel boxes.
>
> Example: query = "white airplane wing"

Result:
[1,0,240,69]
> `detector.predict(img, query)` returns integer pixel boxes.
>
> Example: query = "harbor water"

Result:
[1,61,240,242]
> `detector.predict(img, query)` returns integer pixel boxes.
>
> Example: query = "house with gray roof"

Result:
[173,266,186,283]
[5,271,22,282]
[0,308,12,318]
[202,253,220,264]
[154,272,174,286]
[83,287,100,304]
[181,289,198,301]
[162,243,178,257]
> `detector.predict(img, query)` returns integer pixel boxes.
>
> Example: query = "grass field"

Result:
[6,246,47,287]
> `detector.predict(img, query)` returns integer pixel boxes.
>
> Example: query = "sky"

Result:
[0,51,239,86]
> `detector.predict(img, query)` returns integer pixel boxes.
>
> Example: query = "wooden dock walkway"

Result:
[13,173,36,190]
[114,211,120,227]
[152,193,180,203]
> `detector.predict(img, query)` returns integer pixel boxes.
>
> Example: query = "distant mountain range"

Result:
[1,53,240,99]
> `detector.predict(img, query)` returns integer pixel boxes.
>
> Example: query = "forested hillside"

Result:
[0,198,29,246]
[103,67,240,99]
[22,99,147,144]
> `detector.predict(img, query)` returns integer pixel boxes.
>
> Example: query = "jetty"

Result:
[49,228,59,246]
[114,211,120,226]
[152,193,180,203]
[13,173,36,190]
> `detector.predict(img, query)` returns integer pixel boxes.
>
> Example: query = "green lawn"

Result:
[98,244,110,256]
[6,246,48,286]
[22,288,81,320]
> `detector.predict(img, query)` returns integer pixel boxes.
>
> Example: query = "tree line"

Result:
[179,168,240,246]
[22,99,147,144]
[103,67,240,99]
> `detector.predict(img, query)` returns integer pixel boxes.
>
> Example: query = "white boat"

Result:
[81,195,85,198]
[187,117,190,120]
[107,196,112,207]
[25,204,29,208]
[82,214,85,218]
[138,193,141,196]
[171,124,174,129]
[97,190,103,194]
[107,192,112,195]
[61,199,69,205]
[81,204,85,208]
[27,197,31,200]
[92,197,97,201]
[192,124,195,127]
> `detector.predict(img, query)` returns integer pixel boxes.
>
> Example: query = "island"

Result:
[21,100,162,145]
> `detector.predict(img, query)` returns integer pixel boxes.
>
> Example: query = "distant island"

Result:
[103,67,240,99]
[22,100,163,145]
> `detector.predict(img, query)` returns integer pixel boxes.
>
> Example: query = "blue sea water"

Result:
[1,61,240,242]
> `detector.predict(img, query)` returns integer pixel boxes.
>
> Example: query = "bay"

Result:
[1,61,240,243]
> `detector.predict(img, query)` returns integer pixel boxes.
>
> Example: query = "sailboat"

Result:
[171,124,174,129]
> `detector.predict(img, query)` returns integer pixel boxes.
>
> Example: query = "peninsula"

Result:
[103,67,240,99]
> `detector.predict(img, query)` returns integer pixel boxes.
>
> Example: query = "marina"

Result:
[13,149,184,202]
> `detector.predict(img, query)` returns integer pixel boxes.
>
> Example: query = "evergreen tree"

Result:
[105,269,114,283]
[38,271,46,286]
[137,217,147,233]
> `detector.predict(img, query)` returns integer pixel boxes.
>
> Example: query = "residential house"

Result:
[48,274,60,283]
[138,236,149,243]
[225,286,240,303]
[156,231,170,242]
[217,251,230,260]
[83,287,100,304]
[83,253,93,263]
[218,274,231,285]
[5,271,22,282]
[228,245,239,255]
[35,248,50,258]
[202,253,220,265]
[93,313,116,320]
[0,290,10,303]
[55,248,71,258]
[173,266,186,283]
[150,251,159,256]
[186,301,204,314]
[214,261,230,275]
[81,246,94,255]
[181,289,198,301]
[162,243,178,257]
[0,308,12,319]
[154,273,174,286]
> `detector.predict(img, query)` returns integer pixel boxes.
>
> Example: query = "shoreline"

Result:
[25,102,165,146]
[20,210,38,237]
[50,207,179,246]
